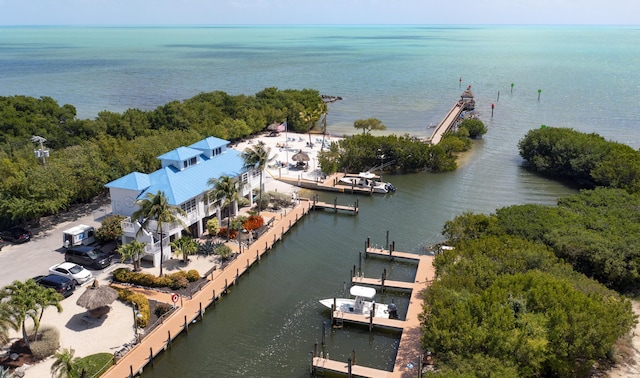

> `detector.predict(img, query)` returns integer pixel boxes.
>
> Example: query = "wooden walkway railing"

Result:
[102,202,312,378]
[426,102,463,145]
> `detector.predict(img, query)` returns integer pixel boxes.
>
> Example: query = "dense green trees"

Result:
[457,118,487,139]
[429,184,640,375]
[423,234,635,377]
[326,133,470,174]
[519,127,640,192]
[442,188,640,293]
[0,89,325,227]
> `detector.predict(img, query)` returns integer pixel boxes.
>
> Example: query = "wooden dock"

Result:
[309,198,359,214]
[312,357,392,378]
[331,310,405,330]
[426,102,463,145]
[366,246,422,261]
[277,172,389,196]
[102,202,316,378]
[426,87,475,145]
[312,249,436,378]
[351,276,414,291]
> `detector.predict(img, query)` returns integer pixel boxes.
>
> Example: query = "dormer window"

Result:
[184,156,198,169]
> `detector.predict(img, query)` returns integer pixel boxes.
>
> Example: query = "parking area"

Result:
[0,205,116,289]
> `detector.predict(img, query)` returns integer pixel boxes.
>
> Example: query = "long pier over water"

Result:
[426,85,476,145]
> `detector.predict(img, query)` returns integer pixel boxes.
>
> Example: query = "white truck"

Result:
[62,224,96,249]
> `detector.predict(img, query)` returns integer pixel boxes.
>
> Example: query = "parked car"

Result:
[49,262,93,285]
[34,274,76,298]
[65,245,112,269]
[0,227,33,243]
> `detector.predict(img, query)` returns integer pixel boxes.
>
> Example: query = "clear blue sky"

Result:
[0,0,637,26]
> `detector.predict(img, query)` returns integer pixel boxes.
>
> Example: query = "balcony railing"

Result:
[143,236,170,255]
[121,211,198,239]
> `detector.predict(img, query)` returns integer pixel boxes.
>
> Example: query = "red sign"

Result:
[171,293,179,303]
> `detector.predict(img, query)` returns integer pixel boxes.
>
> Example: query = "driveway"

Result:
[0,202,112,288]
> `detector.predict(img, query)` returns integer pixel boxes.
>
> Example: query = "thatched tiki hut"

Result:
[459,85,476,110]
[76,280,119,318]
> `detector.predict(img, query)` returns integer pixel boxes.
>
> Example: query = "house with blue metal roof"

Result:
[105,136,259,267]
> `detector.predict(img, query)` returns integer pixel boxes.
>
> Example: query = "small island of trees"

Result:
[422,126,640,376]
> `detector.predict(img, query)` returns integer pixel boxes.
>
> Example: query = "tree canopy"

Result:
[443,188,640,293]
[519,127,640,192]
[321,133,471,174]
[0,88,325,228]
[353,118,386,134]
[423,234,636,377]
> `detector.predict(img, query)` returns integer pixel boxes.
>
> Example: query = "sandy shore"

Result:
[235,131,340,184]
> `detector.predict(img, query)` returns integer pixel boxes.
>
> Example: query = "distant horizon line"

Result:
[1,23,638,28]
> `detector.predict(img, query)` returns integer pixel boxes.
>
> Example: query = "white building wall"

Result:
[108,187,141,217]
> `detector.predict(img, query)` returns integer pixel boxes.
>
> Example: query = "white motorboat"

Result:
[339,172,396,194]
[319,285,398,319]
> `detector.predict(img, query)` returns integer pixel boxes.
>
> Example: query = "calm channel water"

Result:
[140,167,575,377]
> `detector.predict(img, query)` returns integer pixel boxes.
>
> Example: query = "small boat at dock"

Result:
[319,285,398,319]
[338,172,396,194]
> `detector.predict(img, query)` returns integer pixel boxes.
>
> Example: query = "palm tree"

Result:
[300,103,327,147]
[51,348,82,378]
[241,141,274,215]
[207,175,243,241]
[32,286,63,341]
[170,236,199,263]
[131,190,186,277]
[1,280,39,347]
[0,302,17,346]
[117,240,147,271]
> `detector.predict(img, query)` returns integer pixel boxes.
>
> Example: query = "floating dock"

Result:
[311,246,436,378]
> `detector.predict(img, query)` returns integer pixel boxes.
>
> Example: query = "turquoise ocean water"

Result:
[1,26,639,143]
[2,26,640,376]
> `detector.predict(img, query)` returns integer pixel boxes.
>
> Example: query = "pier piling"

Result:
[386,230,389,250]
[382,268,387,293]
